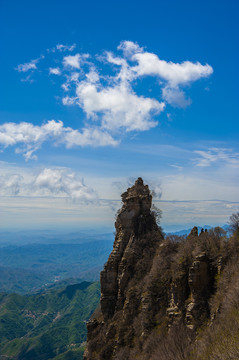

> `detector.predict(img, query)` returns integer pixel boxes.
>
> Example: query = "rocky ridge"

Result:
[84,178,233,360]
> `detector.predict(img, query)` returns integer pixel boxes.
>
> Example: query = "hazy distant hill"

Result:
[0,230,114,246]
[0,240,113,294]
[168,224,229,236]
[0,281,100,359]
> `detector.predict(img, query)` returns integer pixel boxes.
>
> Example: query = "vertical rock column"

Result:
[100,177,156,321]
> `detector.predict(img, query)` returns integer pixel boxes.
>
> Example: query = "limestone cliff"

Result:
[84,179,235,360]
[100,177,159,321]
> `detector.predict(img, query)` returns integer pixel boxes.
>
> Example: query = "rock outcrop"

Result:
[84,178,162,359]
[100,177,158,321]
[84,179,226,360]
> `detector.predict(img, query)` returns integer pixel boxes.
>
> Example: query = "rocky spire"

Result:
[115,177,154,236]
[100,178,158,321]
[84,178,164,360]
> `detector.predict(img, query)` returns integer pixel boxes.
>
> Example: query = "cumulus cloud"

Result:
[0,120,62,160]
[63,53,89,69]
[194,148,239,167]
[131,52,213,86]
[0,167,97,202]
[0,174,24,196]
[114,41,213,109]
[63,54,81,69]
[49,67,61,75]
[75,81,164,132]
[12,40,213,158]
[117,40,143,57]
[0,120,117,160]
[34,168,97,201]
[60,40,212,125]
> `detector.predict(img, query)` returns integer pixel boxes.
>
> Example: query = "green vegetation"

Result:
[0,281,100,359]
[0,240,112,293]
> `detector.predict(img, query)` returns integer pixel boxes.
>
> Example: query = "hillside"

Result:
[84,178,239,360]
[0,241,112,293]
[0,281,100,360]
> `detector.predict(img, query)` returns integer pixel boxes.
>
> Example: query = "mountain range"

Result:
[0,281,100,360]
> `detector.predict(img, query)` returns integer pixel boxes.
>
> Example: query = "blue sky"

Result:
[0,0,238,232]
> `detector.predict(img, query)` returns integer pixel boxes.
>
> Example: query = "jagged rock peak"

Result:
[188,226,198,238]
[121,177,151,206]
[99,178,159,322]
[115,178,154,235]
[84,179,163,360]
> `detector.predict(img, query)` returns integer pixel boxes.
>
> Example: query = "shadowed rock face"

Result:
[101,177,158,321]
[118,177,152,231]
[84,178,162,359]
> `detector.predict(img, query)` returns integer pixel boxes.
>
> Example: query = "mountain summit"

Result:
[100,177,160,322]
[84,178,163,359]
[84,179,239,360]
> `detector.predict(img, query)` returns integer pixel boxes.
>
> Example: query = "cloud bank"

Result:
[10,41,213,160]
[0,120,117,160]
[61,40,212,131]
[0,167,97,201]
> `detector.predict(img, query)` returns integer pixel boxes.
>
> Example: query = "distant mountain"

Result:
[0,266,50,294]
[0,281,100,360]
[0,240,113,294]
[0,229,114,246]
[167,224,229,236]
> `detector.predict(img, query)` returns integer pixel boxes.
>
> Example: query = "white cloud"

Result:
[47,44,76,53]
[63,53,89,69]
[16,55,44,72]
[56,44,76,52]
[162,86,191,108]
[194,148,239,167]
[0,120,117,160]
[61,40,212,127]
[0,174,24,195]
[63,54,81,69]
[85,68,99,83]
[61,72,82,93]
[0,120,64,160]
[117,40,143,57]
[34,168,96,201]
[62,96,78,105]
[64,127,118,147]
[13,41,213,156]
[130,51,213,86]
[49,67,61,75]
[75,81,165,132]
[0,166,97,202]
[16,60,37,72]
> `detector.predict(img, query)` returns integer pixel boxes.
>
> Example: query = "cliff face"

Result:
[84,179,237,360]
[100,177,158,322]
[84,178,162,359]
